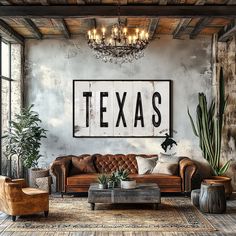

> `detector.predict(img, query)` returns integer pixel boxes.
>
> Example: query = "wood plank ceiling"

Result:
[0,0,235,44]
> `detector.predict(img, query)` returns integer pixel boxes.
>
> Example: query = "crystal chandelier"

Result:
[87,3,149,64]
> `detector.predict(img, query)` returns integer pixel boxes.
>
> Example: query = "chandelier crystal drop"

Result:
[87,22,150,64]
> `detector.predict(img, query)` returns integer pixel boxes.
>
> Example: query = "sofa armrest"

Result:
[50,156,72,193]
[179,157,197,193]
[11,179,27,188]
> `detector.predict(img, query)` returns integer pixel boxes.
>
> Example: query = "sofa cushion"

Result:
[70,155,96,175]
[152,162,178,175]
[136,156,158,174]
[67,174,98,185]
[93,154,158,174]
[67,173,181,188]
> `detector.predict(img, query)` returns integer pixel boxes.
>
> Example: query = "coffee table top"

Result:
[89,183,160,192]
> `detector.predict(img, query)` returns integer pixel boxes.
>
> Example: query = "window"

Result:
[0,38,22,177]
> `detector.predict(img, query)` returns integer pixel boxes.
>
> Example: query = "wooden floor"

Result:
[0,194,236,236]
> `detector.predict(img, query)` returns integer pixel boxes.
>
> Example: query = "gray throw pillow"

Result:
[152,161,178,175]
[136,156,158,175]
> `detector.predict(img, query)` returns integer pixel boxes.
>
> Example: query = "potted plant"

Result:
[3,105,47,186]
[108,172,119,188]
[97,174,108,189]
[119,169,136,189]
[188,67,232,197]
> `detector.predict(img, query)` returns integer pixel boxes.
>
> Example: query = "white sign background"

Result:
[73,80,172,137]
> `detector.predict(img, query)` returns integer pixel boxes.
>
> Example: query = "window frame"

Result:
[0,37,13,175]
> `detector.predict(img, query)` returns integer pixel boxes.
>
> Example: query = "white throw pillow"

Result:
[136,156,158,175]
[159,153,182,163]
[152,161,178,175]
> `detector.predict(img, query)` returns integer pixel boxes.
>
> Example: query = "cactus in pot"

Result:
[187,67,231,176]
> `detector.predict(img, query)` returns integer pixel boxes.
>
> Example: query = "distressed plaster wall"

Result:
[25,35,213,180]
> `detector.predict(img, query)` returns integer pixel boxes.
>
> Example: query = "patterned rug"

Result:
[4,197,216,232]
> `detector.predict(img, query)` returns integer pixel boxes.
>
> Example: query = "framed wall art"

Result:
[73,80,172,138]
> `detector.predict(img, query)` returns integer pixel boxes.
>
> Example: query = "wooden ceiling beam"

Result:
[40,0,50,5]
[218,19,236,42]
[20,18,42,39]
[173,18,191,39]
[190,17,212,39]
[52,18,71,38]
[227,0,236,4]
[195,0,207,4]
[172,0,207,39]
[0,6,236,18]
[148,18,159,39]
[0,19,24,44]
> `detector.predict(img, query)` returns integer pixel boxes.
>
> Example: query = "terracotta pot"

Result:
[203,176,232,199]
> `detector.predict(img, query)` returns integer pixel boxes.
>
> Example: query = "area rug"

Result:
[4,197,216,232]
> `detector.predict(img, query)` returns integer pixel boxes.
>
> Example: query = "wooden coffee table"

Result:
[88,183,161,210]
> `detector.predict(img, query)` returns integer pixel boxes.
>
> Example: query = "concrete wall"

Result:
[24,35,213,176]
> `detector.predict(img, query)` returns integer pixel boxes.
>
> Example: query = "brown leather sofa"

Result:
[51,154,197,196]
[0,176,49,221]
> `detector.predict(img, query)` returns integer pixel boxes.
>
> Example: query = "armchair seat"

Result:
[0,176,49,221]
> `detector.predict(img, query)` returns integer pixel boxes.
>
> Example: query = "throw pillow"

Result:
[152,161,178,175]
[70,155,96,175]
[159,153,182,163]
[136,156,158,175]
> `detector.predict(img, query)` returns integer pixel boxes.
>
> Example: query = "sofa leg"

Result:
[44,211,49,218]
[61,192,64,198]
[11,216,16,222]
[184,192,190,198]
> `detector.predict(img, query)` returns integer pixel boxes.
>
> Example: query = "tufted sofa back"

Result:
[93,154,158,174]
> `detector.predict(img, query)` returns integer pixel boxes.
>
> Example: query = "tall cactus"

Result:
[188,67,231,176]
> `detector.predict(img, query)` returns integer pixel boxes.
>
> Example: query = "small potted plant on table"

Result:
[98,174,108,189]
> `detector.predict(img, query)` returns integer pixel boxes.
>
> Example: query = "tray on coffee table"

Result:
[88,183,161,210]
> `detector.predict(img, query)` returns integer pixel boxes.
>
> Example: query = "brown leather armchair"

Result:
[0,176,49,221]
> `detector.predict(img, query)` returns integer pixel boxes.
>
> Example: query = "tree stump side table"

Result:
[191,189,200,207]
[199,183,226,214]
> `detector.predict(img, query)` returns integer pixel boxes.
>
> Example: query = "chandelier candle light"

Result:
[87,22,149,64]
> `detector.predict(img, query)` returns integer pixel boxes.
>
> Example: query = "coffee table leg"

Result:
[91,203,95,210]
[153,203,158,210]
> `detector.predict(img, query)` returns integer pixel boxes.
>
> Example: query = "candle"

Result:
[88,30,91,39]
[140,30,144,40]
[128,36,132,44]
[133,35,137,43]
[102,27,106,36]
[136,28,139,36]
[145,32,149,40]
[109,38,113,45]
[123,27,127,35]
[95,35,99,43]
[114,27,118,35]
[93,29,96,38]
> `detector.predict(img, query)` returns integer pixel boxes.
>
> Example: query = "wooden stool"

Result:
[199,183,226,214]
[191,189,200,207]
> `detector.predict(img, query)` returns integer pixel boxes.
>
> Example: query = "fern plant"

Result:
[3,105,47,177]
[188,67,231,176]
